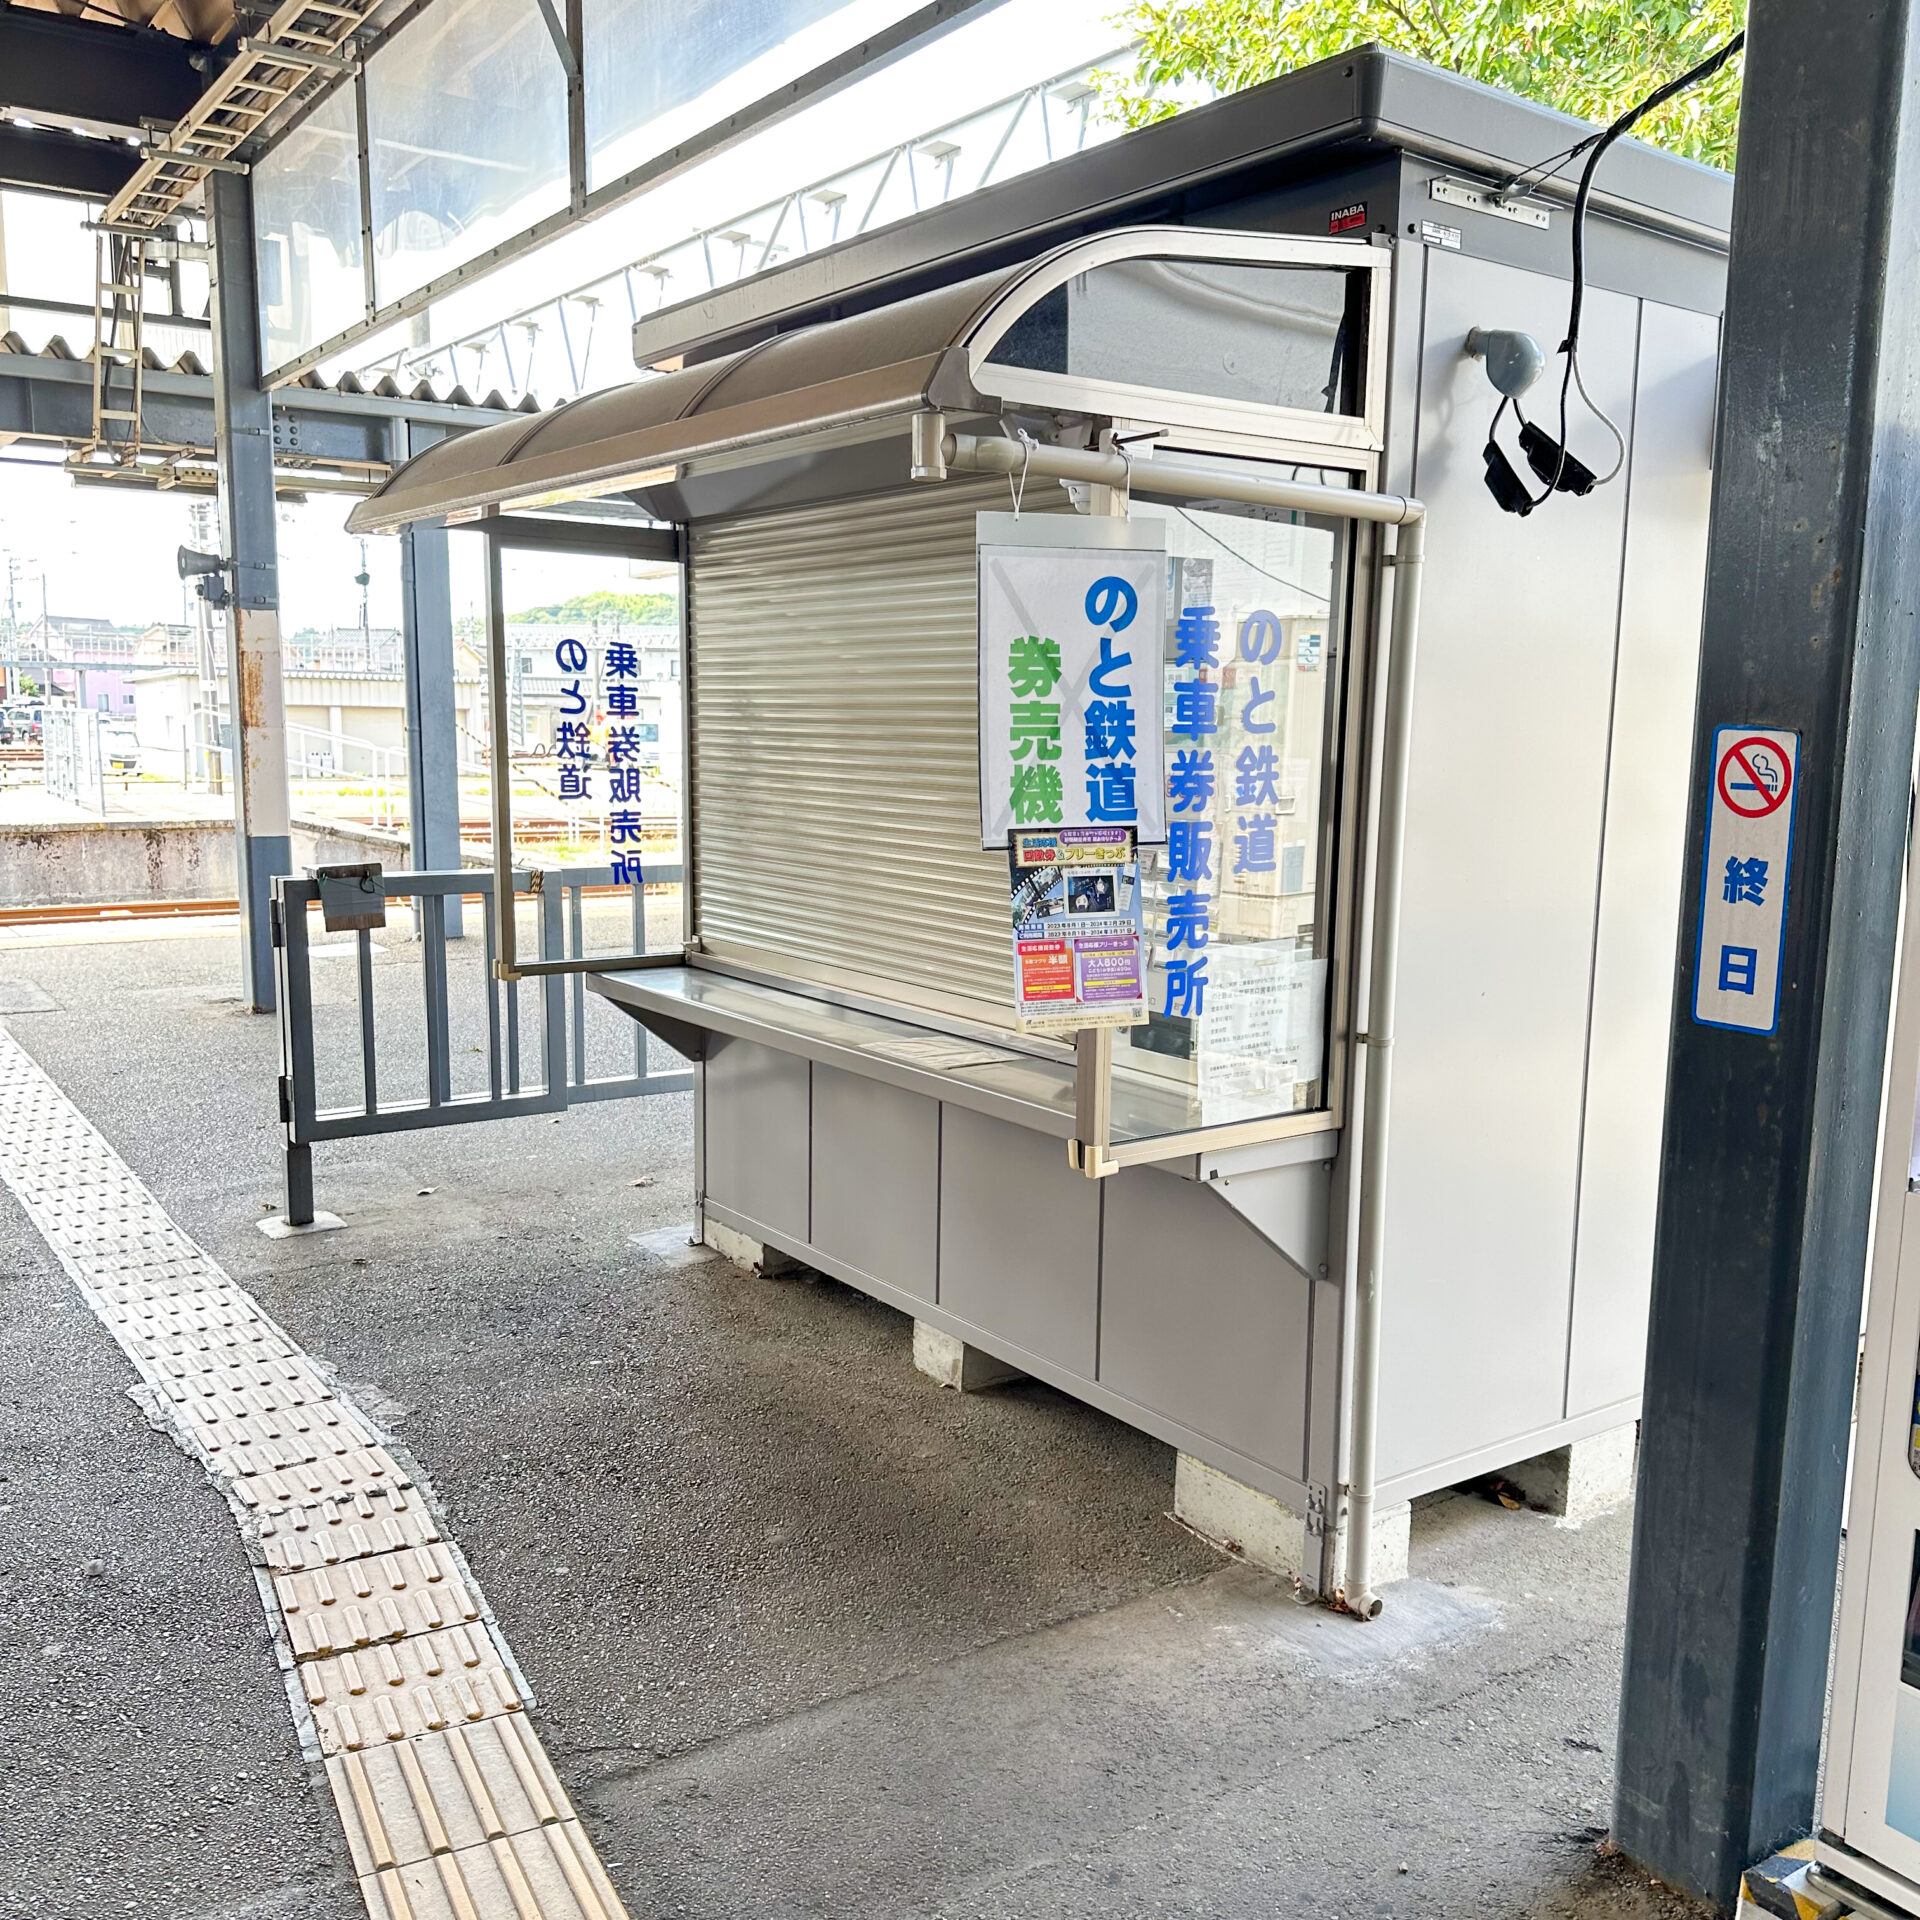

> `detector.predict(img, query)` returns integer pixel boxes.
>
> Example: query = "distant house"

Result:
[286,625,405,676]
[131,625,223,774]
[131,620,488,778]
[12,615,139,714]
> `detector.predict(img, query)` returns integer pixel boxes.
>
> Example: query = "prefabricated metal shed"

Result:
[349,47,1732,1596]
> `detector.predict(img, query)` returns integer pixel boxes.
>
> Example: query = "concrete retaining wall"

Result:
[0,821,237,906]
[0,815,411,906]
[291,816,413,871]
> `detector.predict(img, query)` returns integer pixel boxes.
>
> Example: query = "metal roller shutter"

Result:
[690,478,1058,1025]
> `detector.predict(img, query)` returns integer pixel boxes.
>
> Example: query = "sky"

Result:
[0,0,1133,636]
[0,464,407,634]
[0,468,680,633]
[343,0,1134,374]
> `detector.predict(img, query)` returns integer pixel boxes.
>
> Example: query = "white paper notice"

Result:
[1195,942,1328,1123]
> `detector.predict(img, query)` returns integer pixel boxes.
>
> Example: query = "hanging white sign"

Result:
[977,513,1167,850]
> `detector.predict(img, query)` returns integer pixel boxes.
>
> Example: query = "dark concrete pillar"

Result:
[1615,0,1920,1906]
[207,168,289,1012]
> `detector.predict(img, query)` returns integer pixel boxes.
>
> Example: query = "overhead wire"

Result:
[1495,131,1602,207]
[1167,504,1333,604]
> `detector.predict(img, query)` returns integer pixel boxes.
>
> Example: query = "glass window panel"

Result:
[1909,1052,1920,1186]
[366,0,569,309]
[1,189,100,307]
[1909,1347,1920,1479]
[254,84,366,370]
[1113,465,1352,1139]
[986,259,1365,415]
[583,0,927,192]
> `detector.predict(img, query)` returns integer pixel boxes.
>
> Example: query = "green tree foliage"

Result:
[1102,0,1745,169]
[511,589,676,625]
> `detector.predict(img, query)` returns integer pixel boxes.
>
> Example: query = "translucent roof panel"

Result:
[347,228,1383,533]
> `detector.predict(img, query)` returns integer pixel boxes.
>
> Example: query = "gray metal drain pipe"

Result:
[940,427,1426,1617]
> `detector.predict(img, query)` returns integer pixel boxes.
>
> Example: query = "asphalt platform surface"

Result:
[0,921,1708,1920]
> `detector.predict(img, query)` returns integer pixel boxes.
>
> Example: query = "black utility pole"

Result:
[1616,0,1920,1908]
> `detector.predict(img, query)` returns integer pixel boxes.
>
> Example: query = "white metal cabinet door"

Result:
[1376,249,1639,1492]
[1564,298,1720,1418]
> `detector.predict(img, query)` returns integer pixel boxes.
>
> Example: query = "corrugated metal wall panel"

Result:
[690,479,1056,1022]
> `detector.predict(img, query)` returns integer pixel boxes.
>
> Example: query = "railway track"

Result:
[0,898,241,928]
[0,880,678,930]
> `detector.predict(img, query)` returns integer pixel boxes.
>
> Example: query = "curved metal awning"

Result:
[346,225,1382,534]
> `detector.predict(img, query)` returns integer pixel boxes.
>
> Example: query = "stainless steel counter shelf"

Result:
[589,960,1245,1154]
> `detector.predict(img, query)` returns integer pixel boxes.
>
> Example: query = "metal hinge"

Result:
[1306,1484,1330,1538]
[276,1074,291,1125]
[269,898,284,948]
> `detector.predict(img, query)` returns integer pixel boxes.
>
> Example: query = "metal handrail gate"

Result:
[270,862,691,1229]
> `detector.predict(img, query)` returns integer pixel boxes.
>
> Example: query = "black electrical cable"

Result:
[1564,29,1746,363]
[1487,28,1747,513]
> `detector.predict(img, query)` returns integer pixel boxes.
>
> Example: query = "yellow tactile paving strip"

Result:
[258,1486,445,1573]
[0,1027,633,1920]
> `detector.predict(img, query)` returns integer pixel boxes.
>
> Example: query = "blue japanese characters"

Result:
[1692,726,1799,1036]
[550,632,646,885]
[1157,601,1303,1023]
[976,517,1167,854]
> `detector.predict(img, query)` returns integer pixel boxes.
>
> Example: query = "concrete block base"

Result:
[1505,1424,1639,1522]
[703,1218,802,1277]
[911,1321,1022,1392]
[1173,1454,1412,1596]
[1354,1497,1413,1590]
[1175,1454,1313,1583]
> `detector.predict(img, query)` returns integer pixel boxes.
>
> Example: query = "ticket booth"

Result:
[349,52,1729,1600]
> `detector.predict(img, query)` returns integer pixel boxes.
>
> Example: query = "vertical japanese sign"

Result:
[1008,826,1147,1033]
[1692,725,1799,1035]
[552,631,647,885]
[977,514,1166,850]
[553,633,595,828]
[603,634,645,884]
[1158,598,1321,1046]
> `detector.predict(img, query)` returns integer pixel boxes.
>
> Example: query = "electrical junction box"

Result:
[313,863,386,933]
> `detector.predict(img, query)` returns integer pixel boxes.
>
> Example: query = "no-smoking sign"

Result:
[1716,737,1794,819]
[1694,725,1800,1037]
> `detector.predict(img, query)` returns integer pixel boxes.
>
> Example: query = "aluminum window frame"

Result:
[967,229,1392,457]
[478,512,689,980]
[1101,433,1378,1160]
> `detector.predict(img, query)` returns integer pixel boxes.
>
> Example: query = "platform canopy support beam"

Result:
[208,170,291,1014]
[0,10,207,195]
[1615,0,1920,1907]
